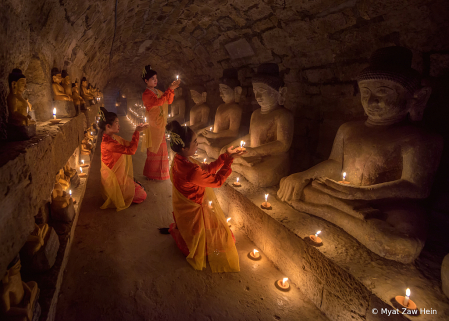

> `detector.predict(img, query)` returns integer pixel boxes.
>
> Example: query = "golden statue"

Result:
[0,256,39,321]
[22,224,50,257]
[80,133,93,155]
[57,168,70,191]
[51,182,71,210]
[51,68,72,101]
[6,69,36,140]
[81,77,95,103]
[72,80,86,110]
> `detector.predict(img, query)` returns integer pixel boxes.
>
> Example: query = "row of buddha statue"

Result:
[173,47,443,264]
[5,67,103,141]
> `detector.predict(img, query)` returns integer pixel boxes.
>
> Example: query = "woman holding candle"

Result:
[141,65,181,180]
[99,108,149,211]
[164,120,245,272]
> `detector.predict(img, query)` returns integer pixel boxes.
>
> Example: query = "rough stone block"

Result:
[51,201,75,223]
[6,123,37,141]
[443,254,449,299]
[225,39,255,60]
[305,68,335,83]
[321,289,365,321]
[53,100,77,118]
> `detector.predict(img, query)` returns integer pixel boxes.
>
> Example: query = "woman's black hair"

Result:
[166,121,194,153]
[142,65,157,83]
[98,107,118,131]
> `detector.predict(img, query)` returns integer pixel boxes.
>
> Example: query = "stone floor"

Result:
[54,116,328,321]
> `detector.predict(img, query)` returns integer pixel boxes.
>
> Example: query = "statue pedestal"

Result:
[53,100,77,118]
[51,201,75,223]
[6,123,36,141]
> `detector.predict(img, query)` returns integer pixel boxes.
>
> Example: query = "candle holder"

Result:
[232,181,241,187]
[309,234,322,244]
[394,296,417,310]
[261,202,272,210]
[79,173,87,178]
[50,119,61,124]
[275,279,290,292]
[248,250,262,261]
[338,180,351,185]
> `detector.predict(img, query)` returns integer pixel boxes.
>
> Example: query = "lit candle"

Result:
[315,230,321,238]
[82,160,84,165]
[237,177,239,183]
[69,190,72,196]
[403,288,410,307]
[248,248,261,260]
[184,123,187,127]
[210,126,212,131]
[253,249,259,256]
[53,108,56,119]
[240,140,244,148]
[261,193,271,209]
[282,278,288,287]
[145,117,147,123]
[204,158,206,164]
[208,201,212,208]
[80,167,82,173]
[176,75,179,80]
[343,172,346,181]
[265,193,268,203]
[227,217,231,227]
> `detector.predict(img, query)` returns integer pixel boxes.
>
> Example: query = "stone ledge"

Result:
[0,114,86,276]
[215,173,449,321]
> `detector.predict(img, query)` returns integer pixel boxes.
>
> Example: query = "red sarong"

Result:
[133,182,147,203]
[143,140,170,180]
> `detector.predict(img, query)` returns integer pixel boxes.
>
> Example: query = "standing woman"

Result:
[99,108,149,211]
[141,65,181,180]
[165,120,245,272]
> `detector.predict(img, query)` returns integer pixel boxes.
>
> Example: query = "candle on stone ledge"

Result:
[339,171,350,184]
[53,108,56,119]
[395,288,416,310]
[209,126,213,132]
[403,288,410,307]
[261,193,271,209]
[309,230,323,244]
[248,248,261,261]
[275,277,290,291]
[233,177,241,187]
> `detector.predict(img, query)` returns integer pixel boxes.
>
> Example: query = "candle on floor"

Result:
[403,288,410,307]
[394,288,417,310]
[275,277,290,291]
[261,193,271,209]
[309,230,322,244]
[248,249,261,261]
[232,177,241,187]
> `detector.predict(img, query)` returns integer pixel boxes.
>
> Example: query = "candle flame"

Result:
[282,278,288,286]
[69,190,72,195]
[145,117,147,122]
[210,127,212,131]
[406,288,410,297]
[209,201,212,206]
[204,158,206,163]
[265,193,269,202]
[227,218,231,223]
[80,167,82,173]
[176,75,179,80]
[240,140,244,148]
[253,249,259,254]
[343,172,346,179]
[82,160,84,164]
[315,230,321,236]
[237,177,239,182]
[53,108,56,115]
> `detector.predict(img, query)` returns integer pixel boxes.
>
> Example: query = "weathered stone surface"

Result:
[51,201,75,223]
[30,227,60,272]
[0,114,85,276]
[53,100,77,118]
[443,254,449,299]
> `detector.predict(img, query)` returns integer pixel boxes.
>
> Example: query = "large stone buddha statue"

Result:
[0,256,40,321]
[198,69,243,159]
[169,87,186,124]
[81,77,95,105]
[6,69,36,141]
[221,63,293,187]
[189,86,210,134]
[71,79,86,110]
[277,47,443,264]
[51,68,72,101]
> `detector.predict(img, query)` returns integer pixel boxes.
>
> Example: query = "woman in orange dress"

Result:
[165,120,245,272]
[99,108,149,211]
[141,65,181,180]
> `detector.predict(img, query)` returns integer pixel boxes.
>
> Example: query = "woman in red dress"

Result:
[165,120,245,272]
[99,108,149,211]
[141,65,181,180]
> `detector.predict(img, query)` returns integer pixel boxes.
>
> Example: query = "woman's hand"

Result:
[136,123,149,132]
[169,79,181,90]
[226,146,246,159]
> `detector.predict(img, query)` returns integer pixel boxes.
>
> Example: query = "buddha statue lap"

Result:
[277,47,444,264]
[6,69,36,141]
[51,68,76,118]
[188,86,210,134]
[72,80,86,110]
[198,69,243,159]
[80,77,95,106]
[0,256,40,321]
[169,87,186,124]
[50,182,75,223]
[221,63,293,187]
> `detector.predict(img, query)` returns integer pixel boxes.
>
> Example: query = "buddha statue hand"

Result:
[277,172,312,202]
[311,177,364,200]
[234,155,262,167]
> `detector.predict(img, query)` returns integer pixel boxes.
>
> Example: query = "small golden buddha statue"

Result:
[72,80,86,110]
[0,256,39,321]
[57,168,70,191]
[61,70,73,99]
[81,77,95,104]
[63,162,77,179]
[80,134,93,155]
[51,68,72,101]
[6,69,36,140]
[21,223,50,257]
[51,182,71,210]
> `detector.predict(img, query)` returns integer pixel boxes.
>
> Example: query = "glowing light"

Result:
[253,249,259,255]
[69,190,72,196]
[209,201,212,207]
[227,218,231,223]
[176,75,179,80]
[80,167,83,173]
[82,160,84,165]
[343,172,346,181]
[403,288,411,306]
[210,126,212,131]
[53,108,56,119]
[265,193,268,203]
[315,230,321,238]
[237,177,239,183]
[204,158,206,163]
[282,278,288,287]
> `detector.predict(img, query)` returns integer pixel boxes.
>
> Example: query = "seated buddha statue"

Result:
[81,77,95,105]
[72,80,86,110]
[189,86,210,134]
[169,87,186,124]
[6,69,36,140]
[0,256,39,321]
[198,69,242,159]
[221,63,293,187]
[51,182,71,210]
[80,134,93,155]
[57,168,71,191]
[51,68,72,101]
[21,223,50,258]
[277,47,443,264]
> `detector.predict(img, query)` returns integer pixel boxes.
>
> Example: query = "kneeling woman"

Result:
[166,121,245,272]
[99,109,149,211]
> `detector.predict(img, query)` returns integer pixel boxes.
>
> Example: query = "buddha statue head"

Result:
[357,46,431,126]
[8,68,27,97]
[51,68,63,84]
[252,63,287,114]
[219,68,242,104]
[72,80,79,92]
[81,77,88,88]
[61,70,71,86]
[190,85,207,105]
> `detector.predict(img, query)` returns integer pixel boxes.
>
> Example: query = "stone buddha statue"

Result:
[57,168,70,191]
[22,223,50,258]
[51,181,71,210]
[277,47,443,264]
[81,77,95,105]
[169,87,186,124]
[198,69,243,159]
[72,80,86,110]
[221,63,293,187]
[189,86,210,134]
[80,133,93,155]
[51,68,72,101]
[6,69,36,140]
[0,256,39,321]
[61,70,73,99]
